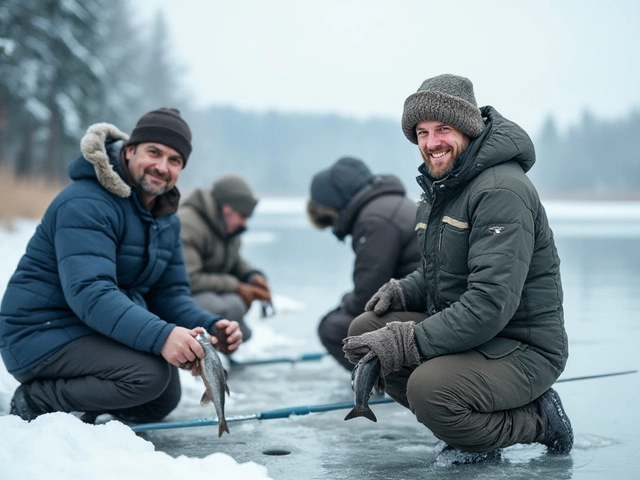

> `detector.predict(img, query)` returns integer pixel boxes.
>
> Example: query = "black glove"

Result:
[365,279,407,315]
[341,321,421,376]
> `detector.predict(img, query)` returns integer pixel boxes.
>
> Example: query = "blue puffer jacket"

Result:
[0,123,221,376]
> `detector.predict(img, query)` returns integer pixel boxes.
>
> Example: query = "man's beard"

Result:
[420,137,469,180]
[139,168,170,196]
[423,154,457,180]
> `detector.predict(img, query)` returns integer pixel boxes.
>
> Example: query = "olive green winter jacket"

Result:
[403,106,568,377]
[178,189,260,294]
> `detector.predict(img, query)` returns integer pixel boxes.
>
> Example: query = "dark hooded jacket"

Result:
[335,175,421,316]
[178,189,259,294]
[0,123,221,376]
[402,107,567,378]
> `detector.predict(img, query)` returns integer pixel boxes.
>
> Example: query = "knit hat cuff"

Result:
[127,125,192,163]
[218,193,258,218]
[402,90,485,144]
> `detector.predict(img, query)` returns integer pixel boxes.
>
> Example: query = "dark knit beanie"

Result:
[211,175,259,217]
[126,107,192,165]
[310,157,374,211]
[402,74,485,144]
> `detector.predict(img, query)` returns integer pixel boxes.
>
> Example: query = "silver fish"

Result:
[194,331,230,437]
[344,356,385,422]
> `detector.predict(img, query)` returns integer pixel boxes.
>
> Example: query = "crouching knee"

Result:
[347,311,382,337]
[406,364,459,440]
[137,356,175,401]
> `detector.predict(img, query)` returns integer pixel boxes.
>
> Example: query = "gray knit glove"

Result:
[365,279,407,315]
[341,321,421,376]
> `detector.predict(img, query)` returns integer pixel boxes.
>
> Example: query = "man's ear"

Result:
[124,144,136,160]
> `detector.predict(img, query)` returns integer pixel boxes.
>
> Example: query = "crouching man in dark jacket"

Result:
[307,157,420,370]
[343,75,573,460]
[0,108,242,424]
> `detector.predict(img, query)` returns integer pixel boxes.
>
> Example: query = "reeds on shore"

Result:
[0,169,63,228]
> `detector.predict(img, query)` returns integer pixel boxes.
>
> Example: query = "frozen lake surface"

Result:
[1,198,640,479]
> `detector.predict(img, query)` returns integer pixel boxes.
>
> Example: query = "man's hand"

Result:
[211,319,243,354]
[365,279,407,315]
[237,282,271,306]
[160,326,206,368]
[341,321,421,375]
[251,274,271,295]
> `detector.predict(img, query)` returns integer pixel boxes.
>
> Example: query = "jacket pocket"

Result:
[439,216,470,274]
[475,336,522,359]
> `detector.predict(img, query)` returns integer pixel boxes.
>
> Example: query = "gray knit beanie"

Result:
[310,157,374,211]
[211,174,259,217]
[126,107,192,165]
[402,74,485,144]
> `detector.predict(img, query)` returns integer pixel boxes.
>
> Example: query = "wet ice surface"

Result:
[141,201,640,479]
[1,200,640,479]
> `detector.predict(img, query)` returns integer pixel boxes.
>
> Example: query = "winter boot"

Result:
[438,444,502,465]
[537,387,574,453]
[9,384,44,421]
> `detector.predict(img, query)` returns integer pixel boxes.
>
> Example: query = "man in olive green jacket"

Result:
[179,175,271,342]
[343,74,572,460]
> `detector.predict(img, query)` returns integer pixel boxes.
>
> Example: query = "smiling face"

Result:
[125,142,184,207]
[416,120,470,180]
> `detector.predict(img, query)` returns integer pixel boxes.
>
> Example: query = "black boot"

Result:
[9,384,43,421]
[537,388,574,453]
[438,444,502,465]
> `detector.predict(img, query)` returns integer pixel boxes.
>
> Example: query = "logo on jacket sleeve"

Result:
[488,226,506,234]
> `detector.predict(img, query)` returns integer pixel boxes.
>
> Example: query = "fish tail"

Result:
[218,418,230,437]
[344,406,377,422]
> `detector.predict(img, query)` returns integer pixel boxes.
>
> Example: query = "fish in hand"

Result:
[192,331,230,437]
[344,356,385,422]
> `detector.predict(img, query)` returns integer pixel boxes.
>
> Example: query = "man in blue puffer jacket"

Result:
[0,108,242,423]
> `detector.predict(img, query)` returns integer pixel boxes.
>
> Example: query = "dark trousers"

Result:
[15,334,181,423]
[318,307,356,371]
[349,311,551,452]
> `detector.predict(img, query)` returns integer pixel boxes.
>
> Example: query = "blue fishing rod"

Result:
[229,352,327,367]
[131,397,393,432]
[130,369,636,433]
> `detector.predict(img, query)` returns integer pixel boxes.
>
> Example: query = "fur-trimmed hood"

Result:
[68,122,132,198]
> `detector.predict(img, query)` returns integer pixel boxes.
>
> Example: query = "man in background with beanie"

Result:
[0,108,242,424]
[342,74,573,461]
[179,174,271,342]
[307,157,420,370]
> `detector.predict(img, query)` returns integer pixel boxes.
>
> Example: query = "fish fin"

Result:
[218,419,230,437]
[344,407,377,422]
[190,359,202,377]
[200,391,212,406]
[223,368,228,380]
[224,384,230,395]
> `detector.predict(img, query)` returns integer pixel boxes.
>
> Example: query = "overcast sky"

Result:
[134,0,640,135]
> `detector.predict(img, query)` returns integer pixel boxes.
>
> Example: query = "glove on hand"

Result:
[237,283,271,306]
[250,274,271,294]
[341,321,421,376]
[365,279,407,315]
